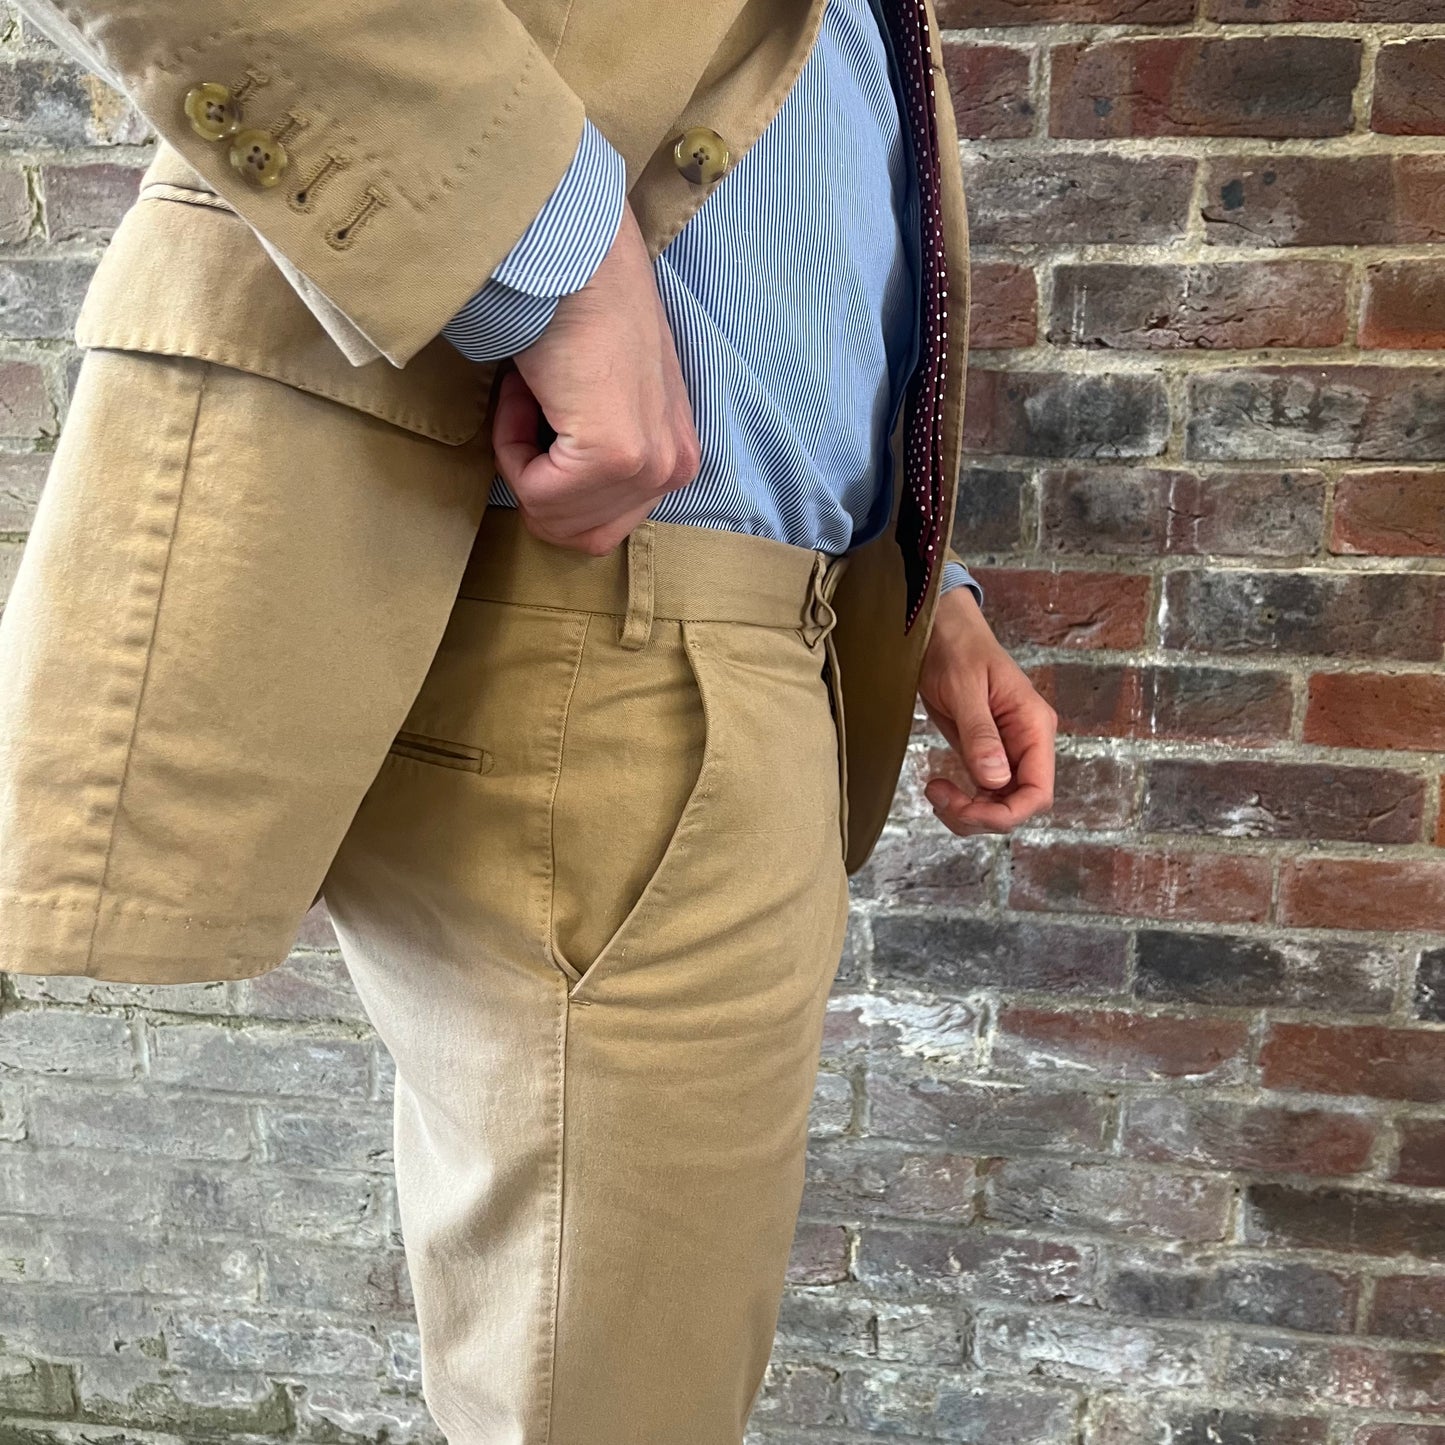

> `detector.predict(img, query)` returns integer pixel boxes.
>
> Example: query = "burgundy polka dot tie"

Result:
[879,0,949,633]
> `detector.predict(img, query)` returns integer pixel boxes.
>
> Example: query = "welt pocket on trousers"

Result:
[388,729,493,774]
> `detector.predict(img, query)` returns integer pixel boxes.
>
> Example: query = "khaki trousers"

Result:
[320,505,854,1444]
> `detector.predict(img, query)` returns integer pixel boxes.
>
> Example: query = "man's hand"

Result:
[918,586,1057,835]
[491,202,701,555]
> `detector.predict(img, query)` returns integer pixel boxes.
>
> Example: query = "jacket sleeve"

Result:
[13,0,592,367]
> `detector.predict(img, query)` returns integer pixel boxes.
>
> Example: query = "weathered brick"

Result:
[867,1068,1112,1154]
[1052,38,1360,140]
[838,1364,1081,1442]
[291,1380,444,1445]
[1207,0,1439,15]
[978,1309,1215,1388]
[25,1089,250,1159]
[966,568,1151,649]
[1394,1118,1445,1188]
[1245,1183,1445,1262]
[41,1226,260,1302]
[855,1225,1095,1303]
[1089,1399,1329,1445]
[772,1288,879,1356]
[963,150,1196,247]
[1202,155,1445,248]
[852,828,994,906]
[1042,467,1325,557]
[0,449,48,530]
[824,991,979,1064]
[234,949,371,1024]
[0,357,53,438]
[1333,469,1445,557]
[0,57,105,145]
[1281,856,1445,931]
[263,1243,412,1315]
[1010,841,1272,924]
[0,1286,164,1359]
[1418,949,1445,1022]
[939,0,1191,20]
[1261,1022,1445,1104]
[1306,673,1445,752]
[1189,366,1445,464]
[41,162,141,241]
[1372,41,1445,137]
[0,258,93,339]
[1361,264,1445,351]
[1354,1428,1445,1445]
[1051,753,1140,830]
[1161,570,1444,662]
[1098,1252,1358,1335]
[942,42,1033,140]
[146,1021,370,1098]
[951,464,1028,551]
[1051,263,1347,351]
[965,369,1170,459]
[1368,1273,1445,1344]
[968,263,1037,350]
[0,166,31,244]
[801,1142,977,1222]
[1225,1333,1445,1412]
[752,1358,843,1428]
[167,1311,382,1376]
[982,1158,1233,1242]
[76,1362,291,1438]
[0,1354,77,1417]
[1142,759,1425,844]
[1135,929,1402,1013]
[1119,1095,1377,1176]
[993,1006,1250,1083]
[0,1005,133,1078]
[1031,663,1293,744]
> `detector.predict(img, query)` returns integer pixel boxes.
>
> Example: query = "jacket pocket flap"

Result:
[75,188,491,446]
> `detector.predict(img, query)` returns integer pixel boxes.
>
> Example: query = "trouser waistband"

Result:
[459,506,850,652]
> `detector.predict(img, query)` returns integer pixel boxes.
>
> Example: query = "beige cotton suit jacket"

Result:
[0,0,972,984]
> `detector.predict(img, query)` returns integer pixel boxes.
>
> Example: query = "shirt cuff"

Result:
[443,119,628,362]
[940,559,984,609]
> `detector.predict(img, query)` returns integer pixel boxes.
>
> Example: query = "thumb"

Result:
[491,366,545,494]
[957,700,1012,791]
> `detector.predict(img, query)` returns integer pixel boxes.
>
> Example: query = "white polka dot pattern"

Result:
[880,0,948,632]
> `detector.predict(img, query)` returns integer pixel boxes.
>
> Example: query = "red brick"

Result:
[1372,41,1445,137]
[1203,155,1445,249]
[1395,1119,1445,1188]
[994,1005,1250,1083]
[1306,673,1445,753]
[1120,1095,1378,1176]
[1280,857,1445,932]
[1208,0,1440,15]
[1246,1185,1445,1262]
[939,0,1191,21]
[1333,469,1445,557]
[1030,663,1293,744]
[0,359,52,440]
[1010,841,1272,924]
[802,1144,978,1222]
[1051,263,1347,351]
[1051,38,1360,141]
[856,1223,1095,1302]
[1368,1273,1445,1344]
[966,567,1151,649]
[41,162,142,241]
[968,262,1037,350]
[952,465,1029,550]
[1041,467,1325,558]
[786,1222,850,1285]
[1261,1023,1445,1104]
[964,369,1169,459]
[942,42,1033,141]
[1361,264,1445,351]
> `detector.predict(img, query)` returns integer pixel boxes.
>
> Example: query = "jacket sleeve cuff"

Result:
[443,119,627,362]
[940,559,984,609]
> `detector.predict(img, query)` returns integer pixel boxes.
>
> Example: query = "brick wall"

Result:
[0,0,1442,1441]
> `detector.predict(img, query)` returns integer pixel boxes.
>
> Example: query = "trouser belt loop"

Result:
[619,522,657,651]
[801,551,848,650]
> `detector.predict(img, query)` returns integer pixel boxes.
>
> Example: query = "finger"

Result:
[492,368,545,493]
[937,727,1055,833]
[954,699,1013,792]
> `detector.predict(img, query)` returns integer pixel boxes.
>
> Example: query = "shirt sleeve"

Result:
[940,559,984,609]
[443,119,628,363]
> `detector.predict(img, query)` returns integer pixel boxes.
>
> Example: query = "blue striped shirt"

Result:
[444,0,978,604]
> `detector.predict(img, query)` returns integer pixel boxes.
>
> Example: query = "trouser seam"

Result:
[542,977,569,1445]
